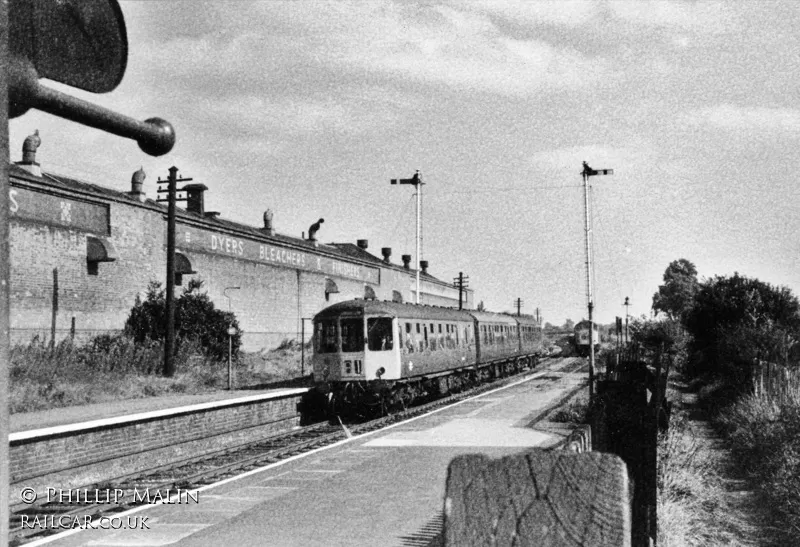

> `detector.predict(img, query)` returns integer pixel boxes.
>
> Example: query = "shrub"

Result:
[125,279,241,360]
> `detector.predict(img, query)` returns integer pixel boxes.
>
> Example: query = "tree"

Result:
[652,259,700,322]
[563,319,575,331]
[476,300,485,312]
[684,273,800,380]
[125,279,242,361]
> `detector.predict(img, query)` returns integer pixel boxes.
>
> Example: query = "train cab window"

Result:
[340,318,364,353]
[340,317,364,353]
[315,320,338,353]
[367,318,394,351]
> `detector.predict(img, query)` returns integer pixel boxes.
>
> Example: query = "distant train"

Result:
[308,299,543,417]
[573,320,600,357]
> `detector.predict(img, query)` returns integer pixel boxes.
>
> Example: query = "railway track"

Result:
[9,355,586,545]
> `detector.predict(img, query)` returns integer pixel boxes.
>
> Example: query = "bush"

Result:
[125,279,241,360]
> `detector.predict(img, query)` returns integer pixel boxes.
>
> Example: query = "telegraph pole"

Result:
[391,171,423,303]
[453,272,469,310]
[514,298,524,316]
[157,167,192,377]
[582,161,613,403]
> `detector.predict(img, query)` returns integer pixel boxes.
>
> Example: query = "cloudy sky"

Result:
[10,0,800,326]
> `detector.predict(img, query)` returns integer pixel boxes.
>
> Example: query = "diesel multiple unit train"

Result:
[308,299,543,418]
[573,319,600,357]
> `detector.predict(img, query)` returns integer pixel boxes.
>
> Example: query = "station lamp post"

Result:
[224,287,240,390]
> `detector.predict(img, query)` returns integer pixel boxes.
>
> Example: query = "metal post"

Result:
[415,173,421,304]
[0,3,11,540]
[223,287,240,390]
[50,268,58,346]
[301,318,306,377]
[624,296,630,345]
[583,167,594,403]
[581,162,613,404]
[164,167,178,377]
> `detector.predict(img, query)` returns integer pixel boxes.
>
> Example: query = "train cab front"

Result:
[309,306,401,419]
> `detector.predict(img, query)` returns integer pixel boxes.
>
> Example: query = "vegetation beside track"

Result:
[10,279,311,414]
[9,337,307,414]
[635,259,799,546]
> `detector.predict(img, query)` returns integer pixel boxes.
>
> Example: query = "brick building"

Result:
[7,133,473,351]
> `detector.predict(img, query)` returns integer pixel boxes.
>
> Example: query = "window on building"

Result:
[367,317,393,351]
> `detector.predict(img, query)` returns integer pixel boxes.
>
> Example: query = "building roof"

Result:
[329,242,459,287]
[9,163,383,271]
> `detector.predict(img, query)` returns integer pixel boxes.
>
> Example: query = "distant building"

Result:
[7,132,473,350]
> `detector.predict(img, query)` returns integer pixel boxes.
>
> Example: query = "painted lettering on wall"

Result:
[9,186,109,234]
[211,234,244,256]
[177,223,379,283]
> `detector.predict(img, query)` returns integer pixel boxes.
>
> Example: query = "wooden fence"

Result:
[753,361,800,402]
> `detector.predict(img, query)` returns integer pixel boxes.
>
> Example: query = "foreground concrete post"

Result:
[443,450,630,546]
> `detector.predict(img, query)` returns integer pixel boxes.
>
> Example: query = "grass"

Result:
[9,336,308,414]
[550,396,589,424]
[657,402,761,547]
[710,370,800,545]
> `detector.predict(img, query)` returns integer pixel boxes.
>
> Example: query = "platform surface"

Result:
[25,363,586,547]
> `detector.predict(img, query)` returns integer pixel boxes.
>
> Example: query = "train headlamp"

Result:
[375,367,386,379]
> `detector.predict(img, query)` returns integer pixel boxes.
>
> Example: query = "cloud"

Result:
[607,1,737,34]
[124,1,607,99]
[453,0,602,28]
[686,105,800,133]
[323,4,608,95]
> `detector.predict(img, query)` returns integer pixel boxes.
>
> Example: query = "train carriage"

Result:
[313,300,475,384]
[310,299,543,418]
[468,310,521,364]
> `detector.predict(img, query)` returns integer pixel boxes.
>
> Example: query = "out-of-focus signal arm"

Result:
[7,0,176,156]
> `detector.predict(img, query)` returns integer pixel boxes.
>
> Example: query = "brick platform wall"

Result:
[9,391,305,484]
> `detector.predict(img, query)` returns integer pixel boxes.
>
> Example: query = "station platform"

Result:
[10,385,309,435]
[30,363,587,547]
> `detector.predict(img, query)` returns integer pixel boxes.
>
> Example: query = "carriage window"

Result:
[367,318,394,351]
[398,323,404,352]
[340,318,364,353]
[406,323,412,333]
[316,320,338,353]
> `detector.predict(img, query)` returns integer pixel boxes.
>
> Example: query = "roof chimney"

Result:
[420,260,429,274]
[402,254,411,269]
[381,247,392,263]
[262,209,275,236]
[128,167,147,202]
[357,239,368,250]
[16,130,42,176]
[183,183,208,215]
